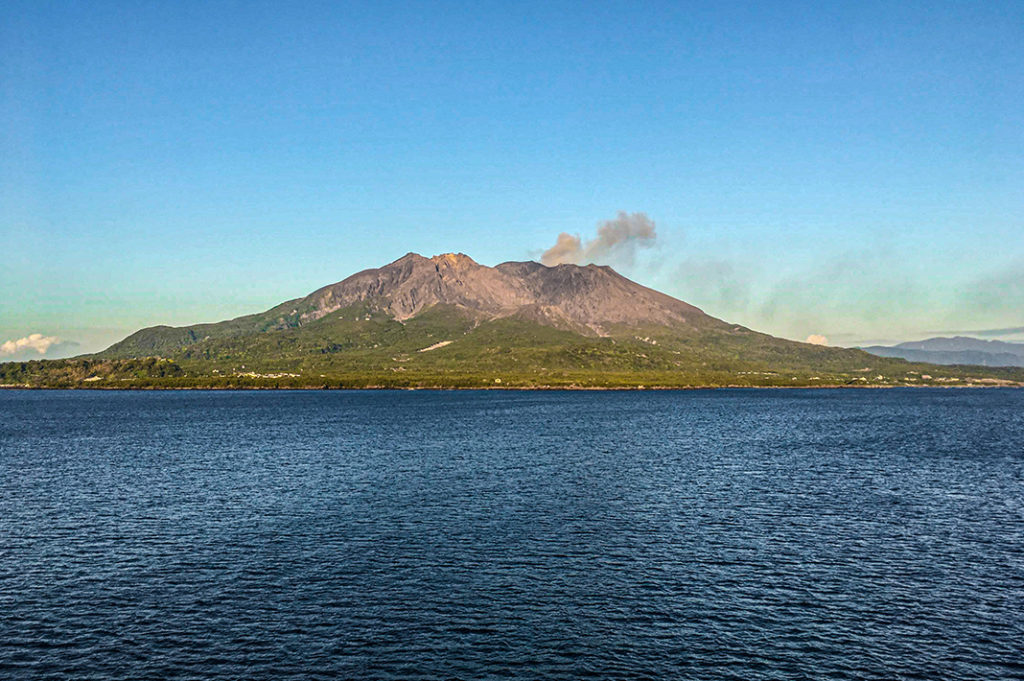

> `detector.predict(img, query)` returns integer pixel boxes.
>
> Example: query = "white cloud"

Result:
[805,334,828,346]
[0,333,60,356]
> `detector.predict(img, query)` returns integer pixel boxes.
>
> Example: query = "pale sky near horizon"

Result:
[2,1,1023,358]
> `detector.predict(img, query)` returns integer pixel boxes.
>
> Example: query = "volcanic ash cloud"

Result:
[541,211,657,266]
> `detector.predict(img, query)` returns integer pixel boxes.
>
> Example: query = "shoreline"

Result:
[3,383,1021,392]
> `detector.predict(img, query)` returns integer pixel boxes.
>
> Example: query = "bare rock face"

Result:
[296,252,720,334]
[299,253,531,322]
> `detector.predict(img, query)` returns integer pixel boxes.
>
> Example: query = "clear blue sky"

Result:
[2,0,1022,357]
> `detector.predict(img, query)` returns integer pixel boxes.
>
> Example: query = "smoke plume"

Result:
[541,211,657,266]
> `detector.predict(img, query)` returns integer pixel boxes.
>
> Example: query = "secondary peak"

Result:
[431,252,479,266]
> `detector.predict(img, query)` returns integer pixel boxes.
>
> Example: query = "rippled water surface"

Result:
[2,388,1023,679]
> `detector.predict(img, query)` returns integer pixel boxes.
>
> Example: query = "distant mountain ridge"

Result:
[861,336,1024,367]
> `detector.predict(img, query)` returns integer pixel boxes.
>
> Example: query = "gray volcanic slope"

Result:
[301,253,718,329]
[103,253,731,357]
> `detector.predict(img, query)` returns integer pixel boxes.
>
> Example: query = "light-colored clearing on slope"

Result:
[418,340,453,353]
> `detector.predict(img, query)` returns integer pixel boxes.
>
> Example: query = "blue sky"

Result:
[2,0,1022,357]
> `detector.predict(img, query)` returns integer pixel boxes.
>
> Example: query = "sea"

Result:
[1,388,1022,680]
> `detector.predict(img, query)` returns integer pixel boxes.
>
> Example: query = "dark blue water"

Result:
[2,389,1023,680]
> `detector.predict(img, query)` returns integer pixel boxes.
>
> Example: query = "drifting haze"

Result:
[533,212,1023,348]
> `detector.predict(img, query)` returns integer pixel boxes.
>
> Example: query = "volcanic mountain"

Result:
[8,253,1023,388]
[105,252,729,357]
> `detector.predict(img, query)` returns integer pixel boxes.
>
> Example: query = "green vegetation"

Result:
[4,304,1023,389]
[0,357,185,388]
